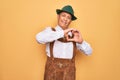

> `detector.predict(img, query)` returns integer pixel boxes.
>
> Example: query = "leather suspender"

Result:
[50,41,55,60]
[72,42,77,61]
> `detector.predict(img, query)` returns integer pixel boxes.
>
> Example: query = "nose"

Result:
[64,17,67,21]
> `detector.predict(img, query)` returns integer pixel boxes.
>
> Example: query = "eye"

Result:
[67,16,72,20]
[67,16,71,20]
[61,14,66,17]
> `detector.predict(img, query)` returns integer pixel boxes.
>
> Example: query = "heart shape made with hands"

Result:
[66,30,80,41]
[63,28,83,43]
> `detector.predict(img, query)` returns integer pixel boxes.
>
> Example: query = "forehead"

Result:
[60,12,72,17]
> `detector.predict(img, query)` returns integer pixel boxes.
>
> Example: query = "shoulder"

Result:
[43,26,53,32]
[45,26,56,31]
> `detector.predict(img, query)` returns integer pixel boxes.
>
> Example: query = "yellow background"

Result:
[0,0,120,80]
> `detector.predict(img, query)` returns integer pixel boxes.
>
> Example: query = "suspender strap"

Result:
[50,28,56,60]
[51,27,56,31]
[50,41,55,60]
[50,41,76,61]
[72,42,77,61]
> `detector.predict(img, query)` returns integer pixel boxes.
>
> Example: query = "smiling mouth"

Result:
[61,21,67,25]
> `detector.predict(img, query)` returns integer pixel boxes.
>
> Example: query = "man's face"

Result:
[57,12,72,30]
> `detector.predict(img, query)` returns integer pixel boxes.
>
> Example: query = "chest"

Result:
[53,40,73,50]
[53,40,74,57]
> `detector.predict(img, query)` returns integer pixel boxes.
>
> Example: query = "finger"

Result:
[65,28,73,34]
[71,29,79,33]
[74,30,79,33]
[67,39,75,42]
[68,28,75,32]
[66,37,75,41]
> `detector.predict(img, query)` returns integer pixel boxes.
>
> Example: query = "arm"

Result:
[36,27,74,44]
[36,27,64,44]
[76,41,92,55]
[66,29,92,55]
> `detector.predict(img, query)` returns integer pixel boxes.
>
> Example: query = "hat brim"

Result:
[56,9,77,21]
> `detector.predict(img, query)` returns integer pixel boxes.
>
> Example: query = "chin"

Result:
[62,26,68,29]
[59,24,68,29]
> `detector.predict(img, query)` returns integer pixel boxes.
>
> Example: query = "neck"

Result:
[58,25,68,30]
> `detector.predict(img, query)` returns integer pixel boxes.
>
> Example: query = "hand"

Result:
[66,29,83,43]
[64,28,74,38]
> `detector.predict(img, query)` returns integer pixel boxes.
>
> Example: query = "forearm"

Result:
[76,41,92,55]
[36,27,64,44]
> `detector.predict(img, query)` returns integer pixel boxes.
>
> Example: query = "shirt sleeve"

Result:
[36,27,64,44]
[76,41,92,55]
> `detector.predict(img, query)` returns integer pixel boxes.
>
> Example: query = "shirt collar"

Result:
[55,25,63,31]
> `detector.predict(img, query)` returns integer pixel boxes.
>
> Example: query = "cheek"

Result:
[59,17,63,22]
[67,20,71,25]
[58,17,62,23]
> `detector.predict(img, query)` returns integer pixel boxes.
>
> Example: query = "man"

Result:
[36,5,92,80]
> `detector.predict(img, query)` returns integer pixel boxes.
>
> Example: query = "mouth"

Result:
[61,20,67,25]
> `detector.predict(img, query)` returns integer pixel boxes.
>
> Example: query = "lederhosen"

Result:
[44,28,77,80]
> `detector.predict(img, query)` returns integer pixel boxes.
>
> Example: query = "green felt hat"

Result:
[56,5,77,20]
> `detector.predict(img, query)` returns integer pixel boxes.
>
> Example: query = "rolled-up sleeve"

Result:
[76,41,92,55]
[36,27,64,44]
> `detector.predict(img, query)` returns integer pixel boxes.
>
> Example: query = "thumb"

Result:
[66,37,74,42]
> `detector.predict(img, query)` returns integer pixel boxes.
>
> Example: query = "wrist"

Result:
[78,39,83,44]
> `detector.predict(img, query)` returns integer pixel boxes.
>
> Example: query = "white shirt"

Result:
[36,25,92,59]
